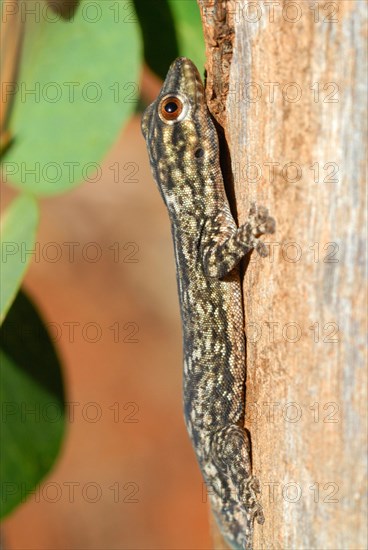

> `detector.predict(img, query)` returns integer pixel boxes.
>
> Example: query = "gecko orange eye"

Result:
[159,96,184,122]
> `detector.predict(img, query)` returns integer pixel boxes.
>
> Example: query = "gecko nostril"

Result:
[194,148,204,158]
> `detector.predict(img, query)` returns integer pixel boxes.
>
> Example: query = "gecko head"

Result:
[141,57,221,214]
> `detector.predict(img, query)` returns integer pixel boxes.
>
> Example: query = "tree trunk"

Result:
[197,1,367,548]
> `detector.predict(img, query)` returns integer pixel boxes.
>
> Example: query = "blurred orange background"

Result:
[2,67,212,549]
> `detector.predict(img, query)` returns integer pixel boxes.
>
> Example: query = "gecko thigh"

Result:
[209,424,264,521]
[210,425,252,490]
[200,425,264,550]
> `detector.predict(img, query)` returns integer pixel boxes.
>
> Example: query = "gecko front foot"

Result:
[241,203,275,258]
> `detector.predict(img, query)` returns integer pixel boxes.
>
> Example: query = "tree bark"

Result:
[198,0,367,548]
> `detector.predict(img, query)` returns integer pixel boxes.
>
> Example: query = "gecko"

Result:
[141,57,275,550]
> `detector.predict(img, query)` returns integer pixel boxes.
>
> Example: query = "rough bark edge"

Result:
[196,2,240,549]
[197,0,240,226]
[197,0,235,128]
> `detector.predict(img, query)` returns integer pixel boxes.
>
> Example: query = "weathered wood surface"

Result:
[198,0,367,548]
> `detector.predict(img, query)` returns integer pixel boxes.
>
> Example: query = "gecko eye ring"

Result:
[159,94,188,124]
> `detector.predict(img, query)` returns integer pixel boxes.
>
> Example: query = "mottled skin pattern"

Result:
[141,58,275,550]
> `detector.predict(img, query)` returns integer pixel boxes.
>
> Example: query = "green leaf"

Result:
[0,291,65,518]
[0,194,39,324]
[2,0,141,195]
[133,0,179,80]
[168,0,205,71]
[134,0,204,80]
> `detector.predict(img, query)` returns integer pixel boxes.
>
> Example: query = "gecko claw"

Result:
[263,216,276,234]
[246,475,265,525]
[247,204,276,261]
[256,240,268,257]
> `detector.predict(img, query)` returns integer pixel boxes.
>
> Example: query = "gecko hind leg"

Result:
[210,425,264,525]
